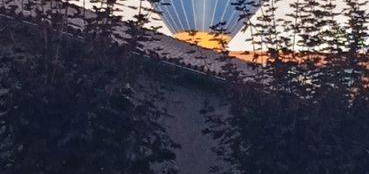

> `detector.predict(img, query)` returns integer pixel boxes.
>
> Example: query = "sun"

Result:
[174,31,231,51]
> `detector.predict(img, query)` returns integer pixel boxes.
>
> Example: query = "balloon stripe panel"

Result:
[157,0,255,37]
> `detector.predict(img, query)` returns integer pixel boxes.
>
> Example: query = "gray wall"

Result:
[137,73,230,174]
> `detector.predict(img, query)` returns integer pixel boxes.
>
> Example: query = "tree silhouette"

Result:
[0,1,178,173]
[204,0,369,173]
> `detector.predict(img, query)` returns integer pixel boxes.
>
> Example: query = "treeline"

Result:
[204,0,369,173]
[1,0,369,173]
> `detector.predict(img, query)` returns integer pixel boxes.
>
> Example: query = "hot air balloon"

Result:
[153,0,256,50]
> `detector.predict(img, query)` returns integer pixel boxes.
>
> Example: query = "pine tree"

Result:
[342,0,369,97]
[204,0,369,173]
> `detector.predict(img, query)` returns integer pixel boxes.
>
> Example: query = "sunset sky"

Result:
[69,0,369,51]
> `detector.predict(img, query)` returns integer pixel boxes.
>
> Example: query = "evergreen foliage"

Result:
[204,0,369,173]
[1,0,369,173]
[0,0,178,173]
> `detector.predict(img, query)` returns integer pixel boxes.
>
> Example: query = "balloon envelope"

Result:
[154,0,253,37]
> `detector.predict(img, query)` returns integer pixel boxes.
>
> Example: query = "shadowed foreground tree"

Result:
[0,0,178,173]
[204,0,369,173]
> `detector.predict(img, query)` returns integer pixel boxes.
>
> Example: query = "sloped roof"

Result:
[2,0,258,81]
